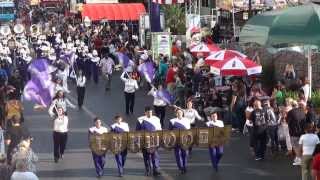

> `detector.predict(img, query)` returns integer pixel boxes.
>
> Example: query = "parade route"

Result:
[22,72,300,180]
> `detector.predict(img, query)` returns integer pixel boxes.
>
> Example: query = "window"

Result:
[202,0,209,7]
[3,7,14,14]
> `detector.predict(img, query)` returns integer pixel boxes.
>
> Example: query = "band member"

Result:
[91,50,100,84]
[206,111,224,171]
[89,117,108,178]
[148,84,167,128]
[110,115,129,177]
[76,70,86,109]
[183,100,202,153]
[48,90,76,117]
[136,107,162,176]
[100,54,115,91]
[120,70,139,115]
[53,107,69,163]
[169,108,191,174]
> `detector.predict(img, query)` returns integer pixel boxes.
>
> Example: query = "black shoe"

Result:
[54,158,59,163]
[145,171,150,176]
[153,170,161,176]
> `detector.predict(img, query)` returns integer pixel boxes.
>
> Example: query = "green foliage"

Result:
[162,4,186,35]
[283,90,320,108]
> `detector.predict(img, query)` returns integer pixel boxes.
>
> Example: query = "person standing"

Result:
[299,123,319,180]
[4,116,30,165]
[100,54,115,91]
[136,107,162,176]
[169,109,191,174]
[206,111,224,171]
[76,70,86,109]
[48,90,76,117]
[52,107,69,163]
[312,144,320,180]
[89,117,108,178]
[120,70,139,115]
[91,50,100,84]
[250,99,268,161]
[287,100,307,166]
[110,115,129,177]
[148,84,167,128]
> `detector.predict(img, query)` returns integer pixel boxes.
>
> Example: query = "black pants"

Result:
[53,131,68,159]
[77,86,85,108]
[124,92,135,114]
[154,105,166,127]
[253,131,267,159]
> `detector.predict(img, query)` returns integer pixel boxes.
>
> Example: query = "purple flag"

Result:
[138,61,155,83]
[23,58,55,108]
[156,89,174,105]
[117,52,130,68]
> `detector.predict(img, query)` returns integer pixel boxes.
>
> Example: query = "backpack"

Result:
[254,109,267,134]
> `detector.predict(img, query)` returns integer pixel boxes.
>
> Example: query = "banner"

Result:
[89,126,232,155]
[151,32,171,60]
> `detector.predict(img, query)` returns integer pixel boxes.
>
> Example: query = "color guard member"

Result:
[110,115,129,177]
[136,107,162,176]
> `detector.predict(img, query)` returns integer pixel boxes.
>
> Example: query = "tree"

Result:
[162,4,186,35]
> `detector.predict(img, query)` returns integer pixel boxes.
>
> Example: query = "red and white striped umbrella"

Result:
[205,50,247,65]
[190,43,220,57]
[209,56,262,76]
[153,0,185,4]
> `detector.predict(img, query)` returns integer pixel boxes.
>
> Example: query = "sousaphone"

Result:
[13,24,25,34]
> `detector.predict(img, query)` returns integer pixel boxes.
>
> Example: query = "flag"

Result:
[153,0,185,4]
[138,61,156,83]
[156,89,174,105]
[23,58,55,108]
[117,52,130,68]
[151,2,161,32]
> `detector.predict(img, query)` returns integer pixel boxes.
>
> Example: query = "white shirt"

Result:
[245,106,254,127]
[206,120,224,128]
[76,75,86,87]
[11,171,39,180]
[170,117,191,129]
[120,72,138,93]
[48,98,76,117]
[53,115,69,133]
[100,57,115,75]
[137,116,162,131]
[148,88,166,107]
[89,126,109,134]
[184,108,202,124]
[111,122,130,132]
[299,133,320,155]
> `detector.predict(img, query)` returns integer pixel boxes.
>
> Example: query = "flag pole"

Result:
[232,0,236,38]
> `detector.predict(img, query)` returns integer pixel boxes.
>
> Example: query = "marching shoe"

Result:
[153,170,161,176]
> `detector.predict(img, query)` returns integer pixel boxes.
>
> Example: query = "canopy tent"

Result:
[240,3,320,47]
[239,3,320,97]
[81,3,146,21]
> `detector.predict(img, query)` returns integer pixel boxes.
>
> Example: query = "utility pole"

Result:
[248,0,252,18]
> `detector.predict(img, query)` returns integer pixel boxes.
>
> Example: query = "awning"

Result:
[81,3,146,21]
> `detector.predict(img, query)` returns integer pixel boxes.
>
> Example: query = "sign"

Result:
[89,126,232,155]
[151,32,171,60]
[85,0,118,3]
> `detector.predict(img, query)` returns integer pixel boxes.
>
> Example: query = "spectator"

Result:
[10,160,39,180]
[312,144,320,180]
[287,100,307,166]
[0,153,12,180]
[4,116,30,165]
[12,138,38,173]
[299,123,319,180]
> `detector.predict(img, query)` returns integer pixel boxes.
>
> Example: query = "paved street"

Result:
[23,72,300,180]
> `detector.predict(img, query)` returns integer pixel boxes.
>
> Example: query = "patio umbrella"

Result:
[209,56,262,76]
[239,3,320,97]
[205,50,247,65]
[190,43,220,57]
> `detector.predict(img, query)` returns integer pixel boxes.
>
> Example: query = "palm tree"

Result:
[162,4,186,35]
